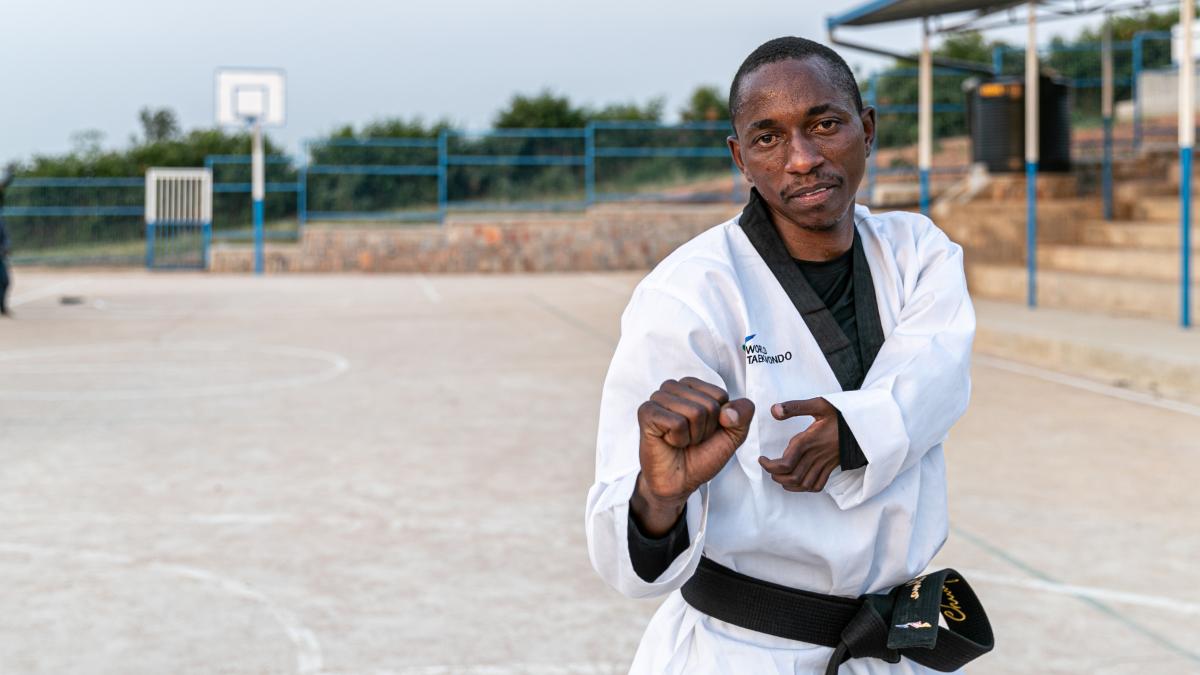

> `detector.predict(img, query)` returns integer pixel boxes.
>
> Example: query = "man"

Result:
[585,37,991,673]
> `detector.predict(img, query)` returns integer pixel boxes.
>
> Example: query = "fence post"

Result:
[297,140,308,227]
[1133,32,1144,151]
[585,122,596,206]
[437,130,449,225]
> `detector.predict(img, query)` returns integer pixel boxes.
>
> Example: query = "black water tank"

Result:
[966,75,1071,173]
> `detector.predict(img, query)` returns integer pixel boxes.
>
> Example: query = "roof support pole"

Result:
[1180,0,1194,327]
[919,17,933,216]
[1025,1,1039,309]
[1102,13,1114,221]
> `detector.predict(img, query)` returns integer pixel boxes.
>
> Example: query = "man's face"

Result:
[728,57,875,232]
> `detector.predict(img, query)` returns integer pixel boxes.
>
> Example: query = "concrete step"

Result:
[1078,220,1198,248]
[1132,195,1200,221]
[1037,244,1200,283]
[967,263,1198,321]
[973,299,1200,407]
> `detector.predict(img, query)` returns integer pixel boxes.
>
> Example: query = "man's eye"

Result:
[817,120,840,132]
[755,134,778,145]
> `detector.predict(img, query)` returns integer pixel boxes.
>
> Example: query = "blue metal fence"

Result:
[205,154,301,240]
[0,177,145,265]
[292,122,745,223]
[864,67,972,207]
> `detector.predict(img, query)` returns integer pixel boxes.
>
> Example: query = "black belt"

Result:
[680,557,994,674]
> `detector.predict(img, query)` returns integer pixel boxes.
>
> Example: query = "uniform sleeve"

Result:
[585,285,728,599]
[822,221,975,509]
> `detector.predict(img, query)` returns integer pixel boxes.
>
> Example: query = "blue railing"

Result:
[205,154,301,240]
[294,122,743,223]
[0,176,146,265]
[864,68,972,206]
[301,137,440,222]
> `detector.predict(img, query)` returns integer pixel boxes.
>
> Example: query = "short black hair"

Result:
[729,36,863,130]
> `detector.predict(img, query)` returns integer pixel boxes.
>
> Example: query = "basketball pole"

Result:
[252,117,265,276]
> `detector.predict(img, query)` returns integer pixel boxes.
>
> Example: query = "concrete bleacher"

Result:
[933,151,1200,407]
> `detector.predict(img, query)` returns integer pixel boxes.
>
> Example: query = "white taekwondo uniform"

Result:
[585,195,975,674]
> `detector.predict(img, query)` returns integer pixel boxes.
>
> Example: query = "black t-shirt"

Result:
[794,247,858,361]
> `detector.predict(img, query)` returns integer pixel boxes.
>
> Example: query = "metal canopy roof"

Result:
[827,0,1027,27]
[828,0,1175,31]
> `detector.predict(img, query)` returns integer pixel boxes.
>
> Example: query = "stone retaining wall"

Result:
[210,204,741,274]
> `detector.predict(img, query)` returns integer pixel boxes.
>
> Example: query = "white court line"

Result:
[415,275,441,303]
[321,663,625,675]
[974,354,1200,419]
[584,274,636,297]
[9,278,88,308]
[0,341,351,401]
[0,512,529,538]
[0,541,323,674]
[964,569,1200,617]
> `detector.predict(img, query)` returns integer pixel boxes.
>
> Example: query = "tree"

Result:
[588,98,664,122]
[138,107,181,144]
[1041,8,1177,122]
[494,90,588,128]
[680,86,727,122]
[869,32,1010,148]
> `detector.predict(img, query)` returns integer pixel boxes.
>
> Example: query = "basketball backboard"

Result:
[215,68,286,127]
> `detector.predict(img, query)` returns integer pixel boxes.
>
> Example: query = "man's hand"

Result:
[632,377,755,537]
[758,397,840,492]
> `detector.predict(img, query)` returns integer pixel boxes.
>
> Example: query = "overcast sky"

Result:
[0,0,1107,166]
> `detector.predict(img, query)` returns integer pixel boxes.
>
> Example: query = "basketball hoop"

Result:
[215,68,286,275]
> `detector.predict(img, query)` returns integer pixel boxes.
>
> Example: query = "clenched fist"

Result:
[631,377,755,536]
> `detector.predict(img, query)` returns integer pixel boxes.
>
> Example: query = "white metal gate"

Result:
[145,168,212,269]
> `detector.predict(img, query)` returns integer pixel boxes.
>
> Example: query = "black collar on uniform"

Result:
[737,188,885,391]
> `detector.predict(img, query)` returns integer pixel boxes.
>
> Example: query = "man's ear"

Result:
[860,106,877,157]
[727,135,751,184]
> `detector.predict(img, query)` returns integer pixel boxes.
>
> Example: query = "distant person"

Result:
[0,174,11,317]
[585,37,993,673]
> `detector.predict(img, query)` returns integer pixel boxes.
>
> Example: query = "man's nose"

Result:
[784,135,824,174]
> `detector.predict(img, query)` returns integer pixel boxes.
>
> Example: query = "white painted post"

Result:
[1102,15,1114,221]
[919,17,933,216]
[1181,0,1195,327]
[1025,1,1039,308]
[251,119,265,276]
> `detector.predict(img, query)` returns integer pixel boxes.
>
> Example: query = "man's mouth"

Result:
[784,181,840,201]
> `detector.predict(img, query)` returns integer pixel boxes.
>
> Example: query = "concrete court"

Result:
[0,269,1197,675]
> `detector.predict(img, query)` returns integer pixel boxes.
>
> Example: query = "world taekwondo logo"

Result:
[742,333,792,366]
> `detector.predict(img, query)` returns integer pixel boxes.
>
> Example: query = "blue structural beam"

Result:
[304,211,441,222]
[876,103,965,114]
[1182,146,1193,328]
[9,177,144,188]
[1027,160,1038,308]
[305,165,439,176]
[584,124,596,205]
[446,155,586,166]
[593,147,730,158]
[2,206,143,217]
